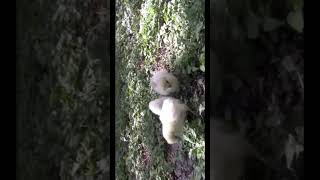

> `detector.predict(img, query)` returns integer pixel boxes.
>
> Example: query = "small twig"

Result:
[296,71,304,92]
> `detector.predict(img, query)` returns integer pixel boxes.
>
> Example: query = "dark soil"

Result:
[166,143,194,180]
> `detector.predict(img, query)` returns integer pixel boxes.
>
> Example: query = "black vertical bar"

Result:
[110,0,115,179]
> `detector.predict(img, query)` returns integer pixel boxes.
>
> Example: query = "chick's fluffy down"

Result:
[159,98,188,144]
[150,70,179,95]
[149,97,188,144]
[148,97,167,116]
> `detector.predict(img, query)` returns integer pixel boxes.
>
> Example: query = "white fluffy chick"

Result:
[150,70,179,95]
[210,118,252,180]
[149,97,188,144]
[148,97,168,116]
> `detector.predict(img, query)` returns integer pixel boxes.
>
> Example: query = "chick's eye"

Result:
[165,80,171,86]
